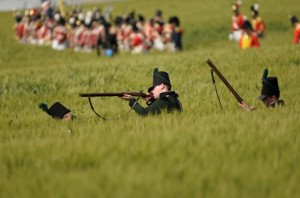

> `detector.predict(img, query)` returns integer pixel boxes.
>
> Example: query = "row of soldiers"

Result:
[13,1,184,55]
[40,66,284,121]
[229,1,300,49]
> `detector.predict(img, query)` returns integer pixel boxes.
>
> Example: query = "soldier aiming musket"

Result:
[80,68,182,117]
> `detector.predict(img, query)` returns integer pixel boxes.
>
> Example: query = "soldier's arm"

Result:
[239,102,256,111]
[129,98,168,116]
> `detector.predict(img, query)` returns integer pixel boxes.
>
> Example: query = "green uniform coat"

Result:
[128,91,182,116]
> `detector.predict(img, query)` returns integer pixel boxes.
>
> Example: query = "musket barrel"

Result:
[79,92,148,98]
[206,59,244,103]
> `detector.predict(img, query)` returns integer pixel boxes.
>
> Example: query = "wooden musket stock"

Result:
[206,59,244,103]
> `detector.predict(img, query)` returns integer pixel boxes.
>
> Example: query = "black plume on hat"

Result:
[148,68,172,92]
[39,103,49,112]
[258,69,280,100]
[39,102,70,119]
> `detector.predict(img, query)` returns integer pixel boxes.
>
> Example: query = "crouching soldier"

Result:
[121,68,182,116]
[240,69,284,111]
[257,69,284,107]
[39,102,73,121]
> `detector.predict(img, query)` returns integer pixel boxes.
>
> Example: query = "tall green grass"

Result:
[1,0,300,197]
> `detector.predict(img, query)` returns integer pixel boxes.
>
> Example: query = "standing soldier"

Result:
[290,16,300,44]
[250,4,266,38]
[239,20,260,49]
[143,17,157,50]
[89,20,103,50]
[41,0,53,19]
[129,24,145,54]
[27,8,41,45]
[154,9,164,35]
[73,20,85,51]
[37,16,52,45]
[167,16,183,52]
[81,16,93,52]
[52,13,68,50]
[117,17,133,52]
[13,11,25,43]
[229,0,246,42]
[66,16,77,48]
[121,68,182,116]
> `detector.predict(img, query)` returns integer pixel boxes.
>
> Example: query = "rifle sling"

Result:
[211,69,223,110]
[88,97,107,120]
[86,95,143,120]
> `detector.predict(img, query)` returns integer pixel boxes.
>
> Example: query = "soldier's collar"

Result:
[159,91,178,99]
[270,99,285,107]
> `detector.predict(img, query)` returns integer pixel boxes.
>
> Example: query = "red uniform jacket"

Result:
[53,25,67,43]
[231,14,245,31]
[251,17,266,36]
[294,24,300,44]
[14,23,25,40]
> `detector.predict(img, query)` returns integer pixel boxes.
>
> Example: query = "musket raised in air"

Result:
[206,59,244,105]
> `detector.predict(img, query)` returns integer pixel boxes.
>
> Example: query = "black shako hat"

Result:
[258,69,280,100]
[39,102,71,119]
[290,16,299,24]
[243,20,253,31]
[250,4,259,15]
[148,68,172,92]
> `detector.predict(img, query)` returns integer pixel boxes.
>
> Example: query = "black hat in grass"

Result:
[39,102,71,119]
[148,68,172,92]
[258,69,280,100]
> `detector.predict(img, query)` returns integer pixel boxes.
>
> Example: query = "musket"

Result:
[79,92,148,98]
[206,59,244,103]
[102,5,113,22]
[58,0,66,18]
[79,91,150,120]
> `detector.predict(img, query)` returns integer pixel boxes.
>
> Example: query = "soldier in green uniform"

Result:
[257,72,284,108]
[121,68,182,116]
[240,69,284,111]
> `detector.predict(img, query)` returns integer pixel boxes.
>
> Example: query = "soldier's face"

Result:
[151,84,169,99]
[151,85,162,99]
[262,95,277,107]
[62,112,73,121]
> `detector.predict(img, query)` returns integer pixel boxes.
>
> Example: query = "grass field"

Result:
[1,0,300,197]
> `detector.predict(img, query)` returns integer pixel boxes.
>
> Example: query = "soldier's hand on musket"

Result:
[239,102,256,111]
[120,94,134,101]
[142,93,153,102]
[143,93,154,105]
